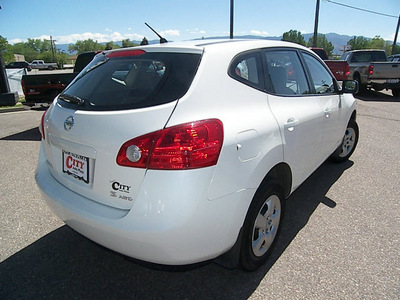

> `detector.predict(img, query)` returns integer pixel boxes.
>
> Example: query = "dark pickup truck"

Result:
[21,52,98,105]
[310,47,350,81]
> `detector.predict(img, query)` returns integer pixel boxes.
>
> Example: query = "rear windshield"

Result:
[350,51,387,62]
[59,51,202,111]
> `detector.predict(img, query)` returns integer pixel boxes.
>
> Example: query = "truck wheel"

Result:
[392,89,400,97]
[239,182,284,271]
[354,74,365,94]
[48,66,54,70]
[330,119,359,163]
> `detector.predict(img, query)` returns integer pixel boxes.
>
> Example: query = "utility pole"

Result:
[50,36,56,62]
[392,12,400,55]
[230,0,234,39]
[313,0,320,47]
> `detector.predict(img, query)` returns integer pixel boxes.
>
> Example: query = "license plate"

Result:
[62,150,90,184]
[387,79,400,84]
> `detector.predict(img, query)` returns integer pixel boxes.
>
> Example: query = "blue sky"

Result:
[1,0,400,44]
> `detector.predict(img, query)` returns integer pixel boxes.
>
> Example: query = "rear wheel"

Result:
[239,182,284,271]
[330,119,359,162]
[354,74,365,94]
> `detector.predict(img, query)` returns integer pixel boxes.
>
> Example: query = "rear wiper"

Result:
[59,94,86,106]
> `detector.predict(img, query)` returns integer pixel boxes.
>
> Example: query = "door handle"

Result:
[324,108,331,118]
[284,117,299,132]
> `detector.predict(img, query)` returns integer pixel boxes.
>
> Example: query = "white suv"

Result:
[36,39,358,271]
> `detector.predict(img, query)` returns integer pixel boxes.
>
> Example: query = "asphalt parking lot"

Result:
[0,90,399,299]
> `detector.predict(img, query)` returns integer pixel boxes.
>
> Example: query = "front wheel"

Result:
[330,119,359,163]
[239,182,284,271]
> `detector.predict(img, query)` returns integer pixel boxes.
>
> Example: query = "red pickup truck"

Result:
[310,48,350,81]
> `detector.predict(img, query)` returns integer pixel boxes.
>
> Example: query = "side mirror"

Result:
[341,80,358,94]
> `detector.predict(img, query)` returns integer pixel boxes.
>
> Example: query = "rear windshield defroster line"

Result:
[58,52,202,111]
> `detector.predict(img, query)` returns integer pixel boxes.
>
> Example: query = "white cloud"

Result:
[110,32,124,41]
[47,31,145,44]
[160,30,180,37]
[34,35,54,41]
[9,38,24,44]
[384,33,395,42]
[188,28,206,35]
[250,30,269,36]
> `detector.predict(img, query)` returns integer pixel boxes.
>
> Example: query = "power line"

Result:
[324,0,398,19]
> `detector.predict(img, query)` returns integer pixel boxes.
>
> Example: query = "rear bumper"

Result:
[35,143,252,265]
[367,79,400,90]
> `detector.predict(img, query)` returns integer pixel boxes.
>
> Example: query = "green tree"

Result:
[307,34,334,57]
[39,51,56,63]
[347,36,370,51]
[105,41,120,50]
[26,38,52,53]
[10,42,38,62]
[281,30,306,46]
[0,35,9,52]
[122,39,137,48]
[369,35,385,49]
[140,37,149,46]
[0,35,13,63]
[68,39,103,54]
[385,41,400,56]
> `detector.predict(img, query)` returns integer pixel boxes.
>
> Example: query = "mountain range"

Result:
[54,33,382,56]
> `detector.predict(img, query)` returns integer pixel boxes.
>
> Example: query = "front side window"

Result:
[264,50,310,96]
[302,53,335,94]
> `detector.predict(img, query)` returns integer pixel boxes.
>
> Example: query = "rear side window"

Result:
[229,52,263,90]
[264,50,310,96]
[59,51,202,111]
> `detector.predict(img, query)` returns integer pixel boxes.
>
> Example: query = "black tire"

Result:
[330,119,359,163]
[354,74,365,95]
[239,182,285,271]
[392,89,400,97]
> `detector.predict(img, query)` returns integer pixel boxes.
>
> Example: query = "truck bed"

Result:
[21,72,77,104]
[324,60,350,81]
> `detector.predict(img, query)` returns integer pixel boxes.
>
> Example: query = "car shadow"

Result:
[355,89,400,102]
[0,127,41,141]
[0,160,353,299]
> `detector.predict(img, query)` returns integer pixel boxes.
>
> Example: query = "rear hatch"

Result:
[41,48,202,210]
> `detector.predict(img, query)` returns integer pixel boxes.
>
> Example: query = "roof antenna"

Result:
[145,23,168,44]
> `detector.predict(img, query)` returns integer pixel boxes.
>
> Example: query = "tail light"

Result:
[106,49,146,58]
[368,65,374,75]
[21,78,26,95]
[39,109,48,140]
[345,64,350,77]
[117,119,224,170]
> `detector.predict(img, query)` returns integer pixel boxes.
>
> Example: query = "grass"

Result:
[0,97,25,110]
[0,102,24,109]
